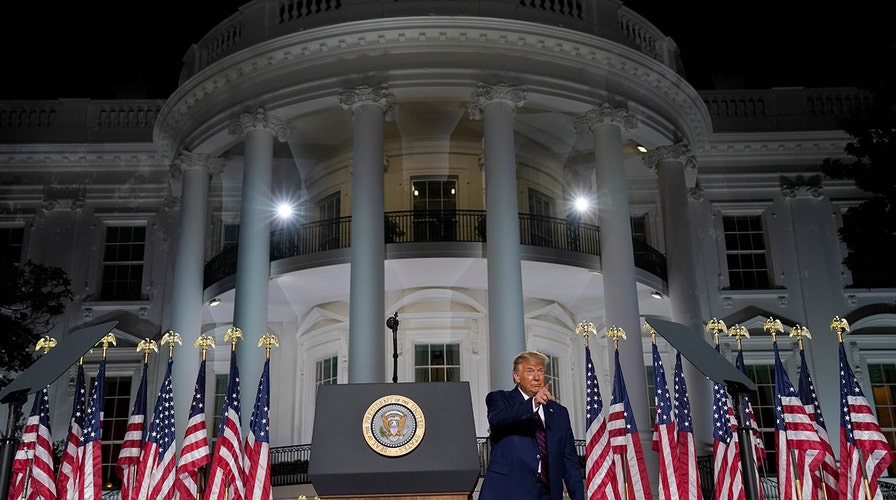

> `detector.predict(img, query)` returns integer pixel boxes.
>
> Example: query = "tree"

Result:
[0,260,73,374]
[821,45,896,288]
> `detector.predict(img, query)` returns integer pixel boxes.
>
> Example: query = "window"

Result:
[414,343,460,382]
[528,189,553,246]
[411,177,457,241]
[223,223,240,248]
[723,215,770,289]
[97,375,132,488]
[318,192,341,250]
[100,225,146,301]
[0,226,24,264]
[868,363,896,475]
[545,354,562,403]
[315,356,338,394]
[741,363,775,475]
[631,215,648,244]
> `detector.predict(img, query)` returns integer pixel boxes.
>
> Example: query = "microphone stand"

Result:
[386,312,399,383]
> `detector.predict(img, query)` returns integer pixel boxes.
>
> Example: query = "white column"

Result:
[227,108,290,421]
[470,83,527,391]
[575,103,652,455]
[644,143,713,450]
[168,151,221,444]
[338,86,396,383]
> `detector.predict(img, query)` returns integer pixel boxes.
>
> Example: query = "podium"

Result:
[309,382,481,500]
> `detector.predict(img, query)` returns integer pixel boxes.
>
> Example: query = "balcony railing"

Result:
[204,210,667,287]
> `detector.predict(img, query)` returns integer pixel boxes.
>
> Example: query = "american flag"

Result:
[9,392,40,500]
[10,388,57,500]
[796,349,837,499]
[584,345,618,500]
[838,342,894,500]
[607,349,653,500]
[77,359,106,500]
[651,344,679,500]
[56,364,86,500]
[133,357,177,500]
[30,388,57,500]
[204,353,245,500]
[176,358,210,499]
[712,345,743,500]
[773,341,825,500]
[116,362,148,500]
[244,358,272,500]
[673,352,702,500]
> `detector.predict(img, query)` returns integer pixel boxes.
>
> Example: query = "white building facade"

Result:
[1,0,893,497]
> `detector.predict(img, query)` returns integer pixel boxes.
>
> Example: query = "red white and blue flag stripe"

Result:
[56,364,86,500]
[584,345,618,500]
[608,349,652,500]
[134,357,177,500]
[651,344,679,500]
[176,358,211,499]
[77,359,106,500]
[673,352,702,500]
[116,361,148,500]
[204,353,245,500]
[244,358,273,500]
[796,349,837,500]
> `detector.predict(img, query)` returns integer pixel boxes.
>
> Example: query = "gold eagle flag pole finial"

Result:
[258,332,279,360]
[728,324,750,351]
[97,332,117,359]
[644,321,658,344]
[605,325,626,351]
[161,330,182,358]
[194,333,216,361]
[136,338,158,364]
[789,324,812,351]
[35,335,57,354]
[706,318,728,346]
[830,316,850,343]
[576,321,595,348]
[763,317,784,342]
[225,327,243,352]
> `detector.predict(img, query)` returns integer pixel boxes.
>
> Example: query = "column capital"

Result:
[338,85,397,120]
[169,151,224,179]
[642,143,697,170]
[574,103,637,133]
[227,108,291,141]
[469,83,527,120]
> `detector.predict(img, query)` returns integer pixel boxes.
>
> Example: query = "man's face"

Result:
[513,359,546,398]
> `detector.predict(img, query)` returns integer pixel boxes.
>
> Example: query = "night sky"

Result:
[2,1,891,100]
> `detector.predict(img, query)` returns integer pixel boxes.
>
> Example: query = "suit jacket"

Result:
[479,386,584,500]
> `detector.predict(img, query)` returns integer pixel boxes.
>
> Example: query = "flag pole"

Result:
[830,317,874,500]
[765,321,803,500]
[193,333,215,500]
[606,325,629,500]
[790,324,827,500]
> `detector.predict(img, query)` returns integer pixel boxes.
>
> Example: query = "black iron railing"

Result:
[204,210,667,287]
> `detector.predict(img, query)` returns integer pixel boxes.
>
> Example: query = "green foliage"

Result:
[821,45,896,287]
[0,260,73,373]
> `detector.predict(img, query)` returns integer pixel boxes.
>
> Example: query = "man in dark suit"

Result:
[479,351,585,500]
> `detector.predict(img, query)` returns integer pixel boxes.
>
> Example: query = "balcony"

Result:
[203,210,667,288]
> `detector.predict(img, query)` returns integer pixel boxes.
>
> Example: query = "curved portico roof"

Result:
[154,1,711,160]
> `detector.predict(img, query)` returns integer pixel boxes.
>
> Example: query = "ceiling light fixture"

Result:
[209,298,221,307]
[650,291,663,299]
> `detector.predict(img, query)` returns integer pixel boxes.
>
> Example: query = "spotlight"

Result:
[209,298,221,307]
[650,291,663,299]
[636,145,648,153]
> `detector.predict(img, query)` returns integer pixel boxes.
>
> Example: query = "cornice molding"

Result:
[156,17,708,150]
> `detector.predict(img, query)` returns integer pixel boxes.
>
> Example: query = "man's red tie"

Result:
[535,413,549,486]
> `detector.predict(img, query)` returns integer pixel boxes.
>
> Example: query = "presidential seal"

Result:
[362,394,426,457]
